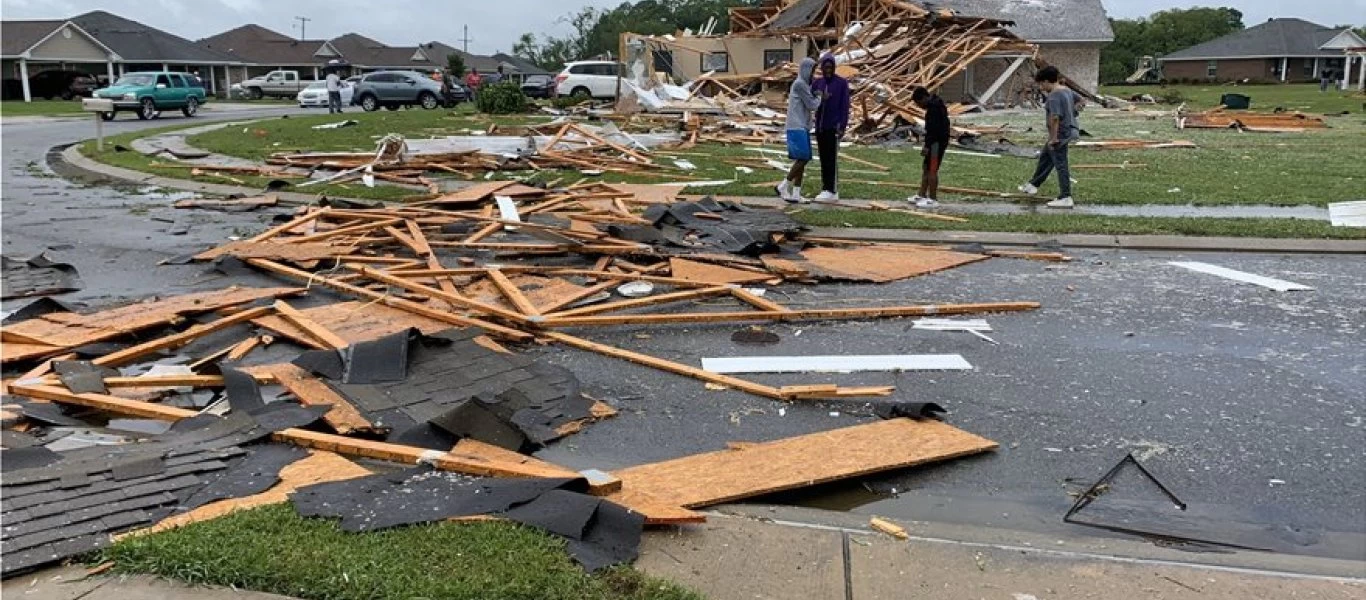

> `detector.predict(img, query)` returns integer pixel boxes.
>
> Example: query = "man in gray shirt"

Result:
[1018,66,1078,208]
[325,71,342,114]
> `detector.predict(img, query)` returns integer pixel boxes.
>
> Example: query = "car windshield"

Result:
[114,74,155,87]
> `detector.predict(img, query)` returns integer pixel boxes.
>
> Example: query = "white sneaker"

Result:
[776,180,792,200]
[1046,197,1074,209]
[787,186,808,204]
[911,196,939,208]
[1018,183,1039,195]
[814,190,839,202]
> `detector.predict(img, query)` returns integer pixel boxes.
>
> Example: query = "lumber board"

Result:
[452,439,580,480]
[92,306,275,368]
[535,280,617,314]
[252,363,381,436]
[226,336,264,361]
[252,301,453,347]
[193,241,350,262]
[273,301,349,349]
[353,266,530,323]
[547,286,735,319]
[729,288,790,313]
[608,418,997,509]
[541,302,1040,328]
[249,209,328,243]
[486,270,541,317]
[669,258,776,285]
[542,331,785,400]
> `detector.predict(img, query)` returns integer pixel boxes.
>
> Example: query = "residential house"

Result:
[1160,18,1366,88]
[199,24,334,87]
[3,10,242,101]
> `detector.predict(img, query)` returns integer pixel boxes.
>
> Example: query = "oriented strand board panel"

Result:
[1,287,300,363]
[253,301,453,348]
[609,418,996,509]
[462,275,587,312]
[604,183,685,205]
[786,246,988,283]
[670,258,775,285]
[194,241,353,262]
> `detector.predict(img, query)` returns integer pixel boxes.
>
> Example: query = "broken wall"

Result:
[634,34,811,81]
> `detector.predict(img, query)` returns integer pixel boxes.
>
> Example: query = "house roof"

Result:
[492,52,551,75]
[69,10,241,63]
[926,0,1114,42]
[1,19,66,56]
[199,25,327,65]
[1163,18,1357,61]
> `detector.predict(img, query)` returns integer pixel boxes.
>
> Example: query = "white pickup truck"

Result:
[240,70,320,99]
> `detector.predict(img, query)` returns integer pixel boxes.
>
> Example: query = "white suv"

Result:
[555,61,623,99]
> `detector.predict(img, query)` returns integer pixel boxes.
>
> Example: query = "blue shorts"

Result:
[786,130,813,161]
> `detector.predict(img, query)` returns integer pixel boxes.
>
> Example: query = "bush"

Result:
[1158,89,1187,104]
[550,93,592,109]
[475,82,527,114]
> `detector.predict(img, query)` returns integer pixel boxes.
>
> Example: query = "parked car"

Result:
[521,74,556,99]
[297,80,354,108]
[351,71,444,111]
[92,71,207,121]
[240,70,319,99]
[554,61,623,99]
[28,70,99,100]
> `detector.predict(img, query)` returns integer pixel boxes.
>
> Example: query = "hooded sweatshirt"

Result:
[812,54,850,133]
[785,58,820,131]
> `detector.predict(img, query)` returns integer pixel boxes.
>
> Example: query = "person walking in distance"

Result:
[1018,66,1079,209]
[909,86,948,208]
[810,52,850,202]
[778,57,820,203]
[325,69,342,114]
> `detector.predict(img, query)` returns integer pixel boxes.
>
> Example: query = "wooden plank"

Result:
[274,300,349,349]
[536,280,616,314]
[541,302,1041,328]
[669,258,776,285]
[547,286,735,319]
[486,270,541,317]
[352,266,531,324]
[730,288,790,313]
[542,331,785,400]
[251,363,381,436]
[225,336,265,361]
[452,439,580,479]
[91,306,275,368]
[249,209,328,243]
[247,259,532,342]
[290,218,403,244]
[11,384,197,420]
[870,517,910,540]
[193,241,351,263]
[608,418,997,509]
[404,220,435,257]
[252,301,454,347]
[102,375,239,388]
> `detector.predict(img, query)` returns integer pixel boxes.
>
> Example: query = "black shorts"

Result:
[923,142,947,175]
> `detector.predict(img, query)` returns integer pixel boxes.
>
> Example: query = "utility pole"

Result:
[459,25,473,53]
[294,16,312,41]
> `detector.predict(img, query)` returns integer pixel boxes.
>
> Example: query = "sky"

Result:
[1,0,1362,56]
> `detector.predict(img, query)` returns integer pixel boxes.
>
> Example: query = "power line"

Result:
[293,16,312,41]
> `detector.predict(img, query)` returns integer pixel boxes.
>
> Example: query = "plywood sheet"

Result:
[462,275,587,312]
[604,183,685,205]
[777,246,988,283]
[670,258,775,285]
[194,241,353,262]
[1,287,300,363]
[247,363,381,435]
[608,418,996,509]
[253,301,453,348]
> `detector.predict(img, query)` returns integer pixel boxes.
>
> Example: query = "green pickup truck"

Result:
[92,71,207,121]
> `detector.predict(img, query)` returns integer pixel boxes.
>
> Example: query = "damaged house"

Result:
[623,0,1112,107]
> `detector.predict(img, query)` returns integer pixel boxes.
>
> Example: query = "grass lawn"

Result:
[1,99,88,116]
[1101,82,1366,114]
[795,210,1366,240]
[101,504,700,600]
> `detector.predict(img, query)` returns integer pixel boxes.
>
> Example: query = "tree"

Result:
[446,53,465,78]
[1100,6,1245,83]
[514,0,763,69]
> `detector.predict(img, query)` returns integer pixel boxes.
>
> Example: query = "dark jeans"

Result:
[1030,142,1072,198]
[816,129,839,193]
[327,91,342,113]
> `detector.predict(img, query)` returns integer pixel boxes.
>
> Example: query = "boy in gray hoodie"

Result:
[778,57,820,203]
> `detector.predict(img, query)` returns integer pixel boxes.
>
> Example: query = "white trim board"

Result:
[913,318,992,332]
[701,354,973,374]
[1328,201,1366,227]
[1169,261,1313,292]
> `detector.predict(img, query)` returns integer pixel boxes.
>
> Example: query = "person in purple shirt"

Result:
[810,53,850,202]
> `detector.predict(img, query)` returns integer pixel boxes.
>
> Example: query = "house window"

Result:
[764,49,793,70]
[701,52,729,73]
[652,50,675,74]
[1304,59,1315,77]
[1206,60,1217,78]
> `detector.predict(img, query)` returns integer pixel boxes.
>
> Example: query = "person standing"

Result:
[465,68,483,103]
[778,58,820,203]
[1018,66,1078,209]
[810,53,850,202]
[1319,68,1331,92]
[325,70,342,114]
[909,86,948,208]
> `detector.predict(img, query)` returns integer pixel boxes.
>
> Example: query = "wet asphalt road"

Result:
[3,111,1363,561]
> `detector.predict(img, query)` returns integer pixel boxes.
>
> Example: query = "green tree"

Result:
[1100,6,1245,83]
[446,53,466,78]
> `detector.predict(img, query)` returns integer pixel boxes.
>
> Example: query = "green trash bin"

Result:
[1220,93,1251,109]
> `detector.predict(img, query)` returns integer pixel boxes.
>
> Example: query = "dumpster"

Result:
[1220,93,1251,110]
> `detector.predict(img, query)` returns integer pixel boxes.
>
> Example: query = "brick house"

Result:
[1160,18,1366,87]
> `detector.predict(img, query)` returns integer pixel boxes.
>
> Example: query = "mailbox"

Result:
[82,98,114,112]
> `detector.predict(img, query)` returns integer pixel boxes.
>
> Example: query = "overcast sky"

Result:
[1,0,1362,55]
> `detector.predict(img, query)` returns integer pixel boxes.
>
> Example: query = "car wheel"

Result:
[182,97,198,117]
[418,92,438,110]
[571,86,591,99]
[138,98,156,120]
[99,111,116,121]
[60,90,73,101]
[360,95,378,112]
[248,87,264,100]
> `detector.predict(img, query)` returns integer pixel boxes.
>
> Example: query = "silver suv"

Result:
[351,70,443,111]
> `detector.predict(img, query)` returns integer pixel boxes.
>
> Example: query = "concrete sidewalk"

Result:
[1,566,295,600]
[636,513,1366,600]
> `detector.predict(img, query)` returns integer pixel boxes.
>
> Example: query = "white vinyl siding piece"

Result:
[701,355,973,374]
[1327,201,1366,227]
[912,319,992,332]
[1169,261,1313,292]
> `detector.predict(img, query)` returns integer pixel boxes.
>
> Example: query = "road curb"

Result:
[807,227,1366,254]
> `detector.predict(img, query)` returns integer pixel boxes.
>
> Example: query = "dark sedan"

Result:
[28,70,99,100]
[521,74,556,99]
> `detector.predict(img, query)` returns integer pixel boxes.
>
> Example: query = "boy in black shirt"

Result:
[909,86,949,208]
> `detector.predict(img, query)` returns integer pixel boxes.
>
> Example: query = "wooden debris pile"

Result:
[1177,108,1328,132]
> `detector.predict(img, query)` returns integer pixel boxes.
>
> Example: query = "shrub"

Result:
[475,82,527,114]
[1158,89,1187,104]
[550,94,591,109]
